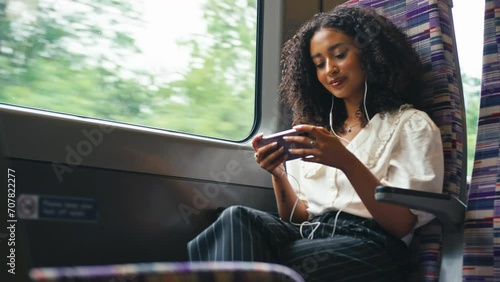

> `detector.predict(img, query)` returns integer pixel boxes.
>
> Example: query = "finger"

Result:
[283,135,314,146]
[261,145,286,163]
[283,134,318,150]
[259,146,286,168]
[292,124,315,133]
[288,148,313,157]
[309,139,317,148]
[251,133,265,150]
[292,125,330,144]
[256,141,280,159]
[315,126,330,135]
[300,155,318,163]
[294,124,330,136]
[267,155,288,173]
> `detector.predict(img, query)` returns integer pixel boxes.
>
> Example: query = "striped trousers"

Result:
[187,206,409,282]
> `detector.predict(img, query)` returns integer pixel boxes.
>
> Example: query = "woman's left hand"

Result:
[286,125,351,170]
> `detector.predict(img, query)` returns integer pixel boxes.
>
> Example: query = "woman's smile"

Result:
[329,77,346,88]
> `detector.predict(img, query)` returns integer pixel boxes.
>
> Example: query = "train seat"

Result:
[341,0,467,281]
[29,261,305,282]
[461,0,500,279]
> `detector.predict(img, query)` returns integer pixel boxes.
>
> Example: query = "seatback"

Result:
[462,0,500,279]
[29,262,306,282]
[340,0,466,280]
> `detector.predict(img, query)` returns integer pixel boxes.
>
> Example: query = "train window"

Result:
[452,0,484,177]
[0,0,258,141]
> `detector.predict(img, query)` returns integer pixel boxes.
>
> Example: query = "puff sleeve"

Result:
[379,111,444,229]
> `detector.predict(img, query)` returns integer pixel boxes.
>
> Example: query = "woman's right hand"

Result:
[251,133,288,177]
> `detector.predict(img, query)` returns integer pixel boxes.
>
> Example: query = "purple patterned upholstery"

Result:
[344,0,463,202]
[341,0,465,281]
[406,219,442,281]
[30,261,305,282]
[462,0,500,280]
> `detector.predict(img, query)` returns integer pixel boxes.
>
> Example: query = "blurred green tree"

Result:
[0,0,257,140]
[153,0,257,139]
[461,72,480,177]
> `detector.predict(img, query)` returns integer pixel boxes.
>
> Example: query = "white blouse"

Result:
[285,105,444,244]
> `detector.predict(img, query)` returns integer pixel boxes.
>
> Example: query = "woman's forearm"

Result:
[272,172,309,223]
[340,155,417,238]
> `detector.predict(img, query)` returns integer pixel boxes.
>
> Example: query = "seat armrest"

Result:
[375,186,466,231]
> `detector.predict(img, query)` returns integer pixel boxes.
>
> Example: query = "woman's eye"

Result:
[334,52,346,59]
[315,62,325,68]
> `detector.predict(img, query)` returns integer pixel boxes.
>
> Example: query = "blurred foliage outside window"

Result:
[0,0,257,141]
[462,73,480,177]
[452,0,483,178]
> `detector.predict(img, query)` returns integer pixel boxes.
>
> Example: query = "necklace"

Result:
[345,123,359,133]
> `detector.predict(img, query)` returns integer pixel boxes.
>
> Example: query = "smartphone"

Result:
[257,129,310,160]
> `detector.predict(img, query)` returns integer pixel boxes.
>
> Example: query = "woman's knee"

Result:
[219,205,255,221]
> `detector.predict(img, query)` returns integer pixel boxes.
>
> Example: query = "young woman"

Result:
[188,6,444,281]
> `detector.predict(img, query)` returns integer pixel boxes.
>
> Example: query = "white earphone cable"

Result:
[284,79,369,239]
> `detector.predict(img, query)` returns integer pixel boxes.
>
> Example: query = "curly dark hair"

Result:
[279,6,424,132]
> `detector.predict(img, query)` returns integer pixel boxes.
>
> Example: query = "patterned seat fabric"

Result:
[341,0,465,281]
[29,261,305,282]
[462,0,500,280]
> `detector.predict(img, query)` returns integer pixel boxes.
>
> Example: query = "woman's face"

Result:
[310,28,365,103]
